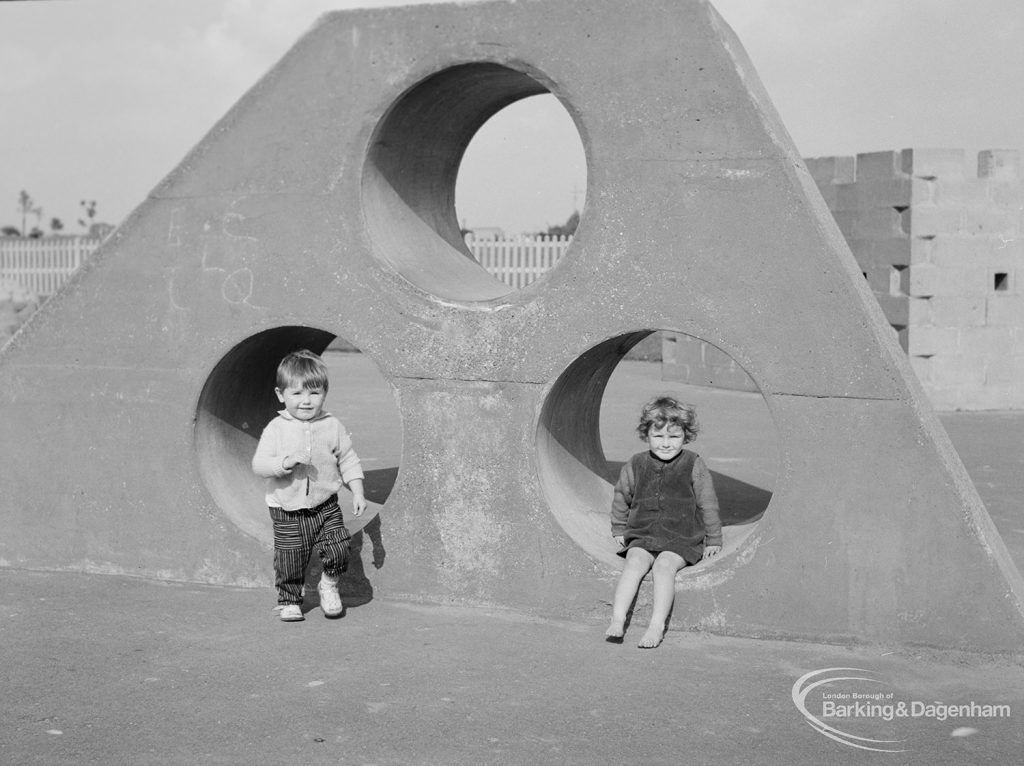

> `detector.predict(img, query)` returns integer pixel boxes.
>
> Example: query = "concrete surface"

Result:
[3,1,1023,760]
[2,568,1022,766]
[1,0,1022,651]
[324,353,1024,585]
[4,365,1023,764]
[939,411,1024,572]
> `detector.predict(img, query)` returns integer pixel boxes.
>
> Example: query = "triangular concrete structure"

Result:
[1,0,1021,650]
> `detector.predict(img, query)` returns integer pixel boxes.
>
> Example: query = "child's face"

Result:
[647,424,686,462]
[275,381,326,421]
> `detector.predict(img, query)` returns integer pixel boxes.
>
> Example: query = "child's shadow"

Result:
[304,513,386,613]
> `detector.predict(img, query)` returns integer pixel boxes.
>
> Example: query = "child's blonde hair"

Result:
[636,395,700,444]
[276,349,329,391]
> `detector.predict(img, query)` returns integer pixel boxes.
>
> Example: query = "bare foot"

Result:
[605,621,625,642]
[637,626,664,648]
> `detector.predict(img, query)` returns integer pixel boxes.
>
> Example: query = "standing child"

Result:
[252,349,367,622]
[605,396,722,648]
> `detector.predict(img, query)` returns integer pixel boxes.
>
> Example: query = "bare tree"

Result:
[16,190,40,237]
[78,199,97,231]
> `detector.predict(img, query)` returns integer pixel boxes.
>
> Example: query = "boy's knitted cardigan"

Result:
[252,410,364,511]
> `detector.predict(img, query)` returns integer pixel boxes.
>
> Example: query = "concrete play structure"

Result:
[2,0,1022,651]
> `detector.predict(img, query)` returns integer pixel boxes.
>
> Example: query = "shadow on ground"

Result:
[303,513,386,611]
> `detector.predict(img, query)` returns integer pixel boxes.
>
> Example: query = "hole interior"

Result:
[537,331,777,573]
[994,272,1009,291]
[456,93,586,240]
[362,63,577,302]
[195,327,399,546]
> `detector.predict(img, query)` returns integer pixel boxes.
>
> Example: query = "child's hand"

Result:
[352,494,367,517]
[702,545,722,560]
[348,478,367,517]
[282,452,311,470]
[614,535,625,548]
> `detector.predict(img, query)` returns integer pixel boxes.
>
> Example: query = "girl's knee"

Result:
[624,547,654,570]
[652,552,686,575]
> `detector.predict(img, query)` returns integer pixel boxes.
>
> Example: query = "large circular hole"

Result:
[537,331,777,573]
[456,94,586,288]
[362,63,585,301]
[194,328,400,547]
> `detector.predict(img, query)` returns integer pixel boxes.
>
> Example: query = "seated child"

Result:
[605,396,722,647]
[252,349,367,622]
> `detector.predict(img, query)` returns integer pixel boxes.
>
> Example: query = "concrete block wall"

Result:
[668,148,1022,409]
[806,148,1024,410]
[660,332,758,392]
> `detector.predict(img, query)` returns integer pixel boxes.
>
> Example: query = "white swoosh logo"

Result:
[791,668,906,753]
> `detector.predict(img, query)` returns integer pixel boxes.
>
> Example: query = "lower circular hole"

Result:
[537,331,777,570]
[194,327,400,546]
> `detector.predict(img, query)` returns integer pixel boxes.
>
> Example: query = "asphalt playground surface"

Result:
[3,358,1024,764]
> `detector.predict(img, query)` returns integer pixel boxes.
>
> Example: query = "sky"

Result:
[1,0,1022,236]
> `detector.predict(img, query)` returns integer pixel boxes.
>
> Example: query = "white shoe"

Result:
[277,604,304,622]
[318,575,343,618]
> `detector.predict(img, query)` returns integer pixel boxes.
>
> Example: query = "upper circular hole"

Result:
[536,331,777,575]
[362,63,585,301]
[456,94,586,288]
[194,327,400,547]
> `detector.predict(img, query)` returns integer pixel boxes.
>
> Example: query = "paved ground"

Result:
[2,357,1023,764]
[2,569,1022,766]
[939,410,1024,570]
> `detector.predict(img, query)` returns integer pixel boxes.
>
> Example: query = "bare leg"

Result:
[638,551,687,648]
[606,547,654,640]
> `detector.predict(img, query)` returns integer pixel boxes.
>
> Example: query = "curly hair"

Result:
[276,349,329,392]
[635,395,700,444]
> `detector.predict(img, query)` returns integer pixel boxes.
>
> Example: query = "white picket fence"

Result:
[0,232,572,299]
[466,233,571,288]
[0,235,103,298]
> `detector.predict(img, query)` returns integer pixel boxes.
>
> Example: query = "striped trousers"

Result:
[269,495,351,605]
